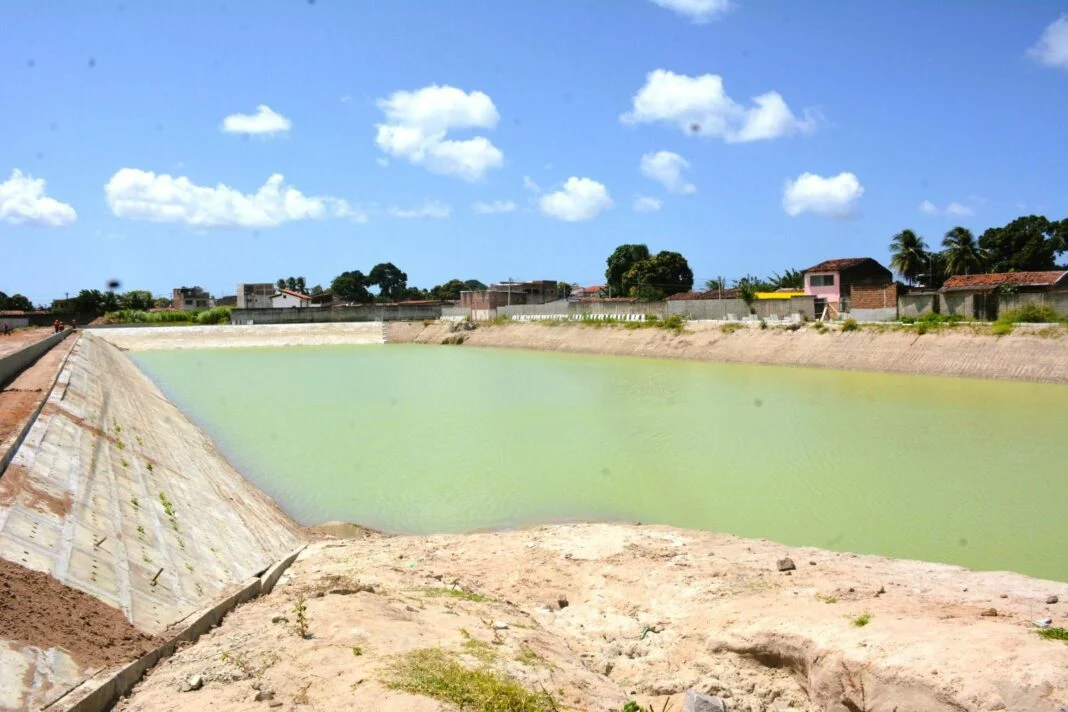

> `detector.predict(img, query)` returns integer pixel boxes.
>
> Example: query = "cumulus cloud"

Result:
[375,84,503,181]
[640,151,696,194]
[650,0,730,23]
[0,169,77,226]
[539,177,613,221]
[1027,15,1068,68]
[621,70,817,142]
[387,200,452,219]
[919,199,975,218]
[472,200,516,214]
[782,172,863,218]
[105,169,358,227]
[633,195,663,212]
[221,105,292,136]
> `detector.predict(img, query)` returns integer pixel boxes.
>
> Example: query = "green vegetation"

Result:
[384,648,555,712]
[720,322,743,334]
[1038,627,1068,642]
[841,318,859,332]
[816,593,839,604]
[106,309,195,324]
[293,590,310,638]
[997,304,1063,324]
[419,587,495,603]
[852,612,872,627]
[899,313,964,326]
[194,306,232,325]
[489,314,512,326]
[991,321,1014,337]
[460,635,499,664]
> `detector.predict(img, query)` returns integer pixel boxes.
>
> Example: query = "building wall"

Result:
[270,293,308,309]
[899,293,939,317]
[231,304,442,324]
[172,288,213,311]
[850,284,898,310]
[999,290,1068,318]
[804,271,841,303]
[0,317,29,329]
[669,296,815,320]
[237,283,274,310]
[940,292,974,318]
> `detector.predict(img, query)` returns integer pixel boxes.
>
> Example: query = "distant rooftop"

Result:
[941,271,1068,291]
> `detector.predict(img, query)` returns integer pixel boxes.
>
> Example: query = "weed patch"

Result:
[841,318,859,332]
[720,322,743,335]
[851,612,871,627]
[419,587,495,603]
[1038,627,1068,642]
[385,648,554,712]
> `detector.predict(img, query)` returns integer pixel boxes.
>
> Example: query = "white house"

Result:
[270,288,312,308]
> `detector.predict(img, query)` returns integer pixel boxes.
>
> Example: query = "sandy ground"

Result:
[90,322,385,351]
[118,524,1068,712]
[0,327,57,359]
[389,320,1068,383]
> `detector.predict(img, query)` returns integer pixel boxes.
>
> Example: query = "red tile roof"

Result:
[802,257,882,273]
[666,289,742,301]
[941,271,1068,291]
[274,288,310,300]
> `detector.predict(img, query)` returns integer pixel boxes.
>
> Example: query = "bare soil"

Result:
[118,524,1068,711]
[0,334,77,462]
[0,557,158,669]
[0,327,55,358]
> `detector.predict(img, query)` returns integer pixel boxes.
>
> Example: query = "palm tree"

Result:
[942,226,986,276]
[889,229,928,285]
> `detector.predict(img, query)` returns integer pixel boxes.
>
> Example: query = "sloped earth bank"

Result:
[118,524,1068,712]
[387,321,1068,383]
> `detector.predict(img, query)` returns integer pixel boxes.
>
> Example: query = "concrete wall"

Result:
[999,290,1068,317]
[899,293,939,318]
[940,292,973,318]
[0,329,70,388]
[497,300,668,318]
[1,317,29,329]
[667,296,815,321]
[850,307,898,322]
[232,304,441,324]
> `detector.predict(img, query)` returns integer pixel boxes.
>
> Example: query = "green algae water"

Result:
[132,345,1068,582]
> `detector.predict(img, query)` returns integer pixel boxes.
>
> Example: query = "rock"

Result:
[268,702,283,709]
[492,621,509,630]
[271,615,287,624]
[776,558,796,572]
[1047,595,1059,605]
[557,596,570,609]
[254,690,275,702]
[981,608,998,617]
[180,674,203,692]
[999,593,1008,599]
[684,688,727,712]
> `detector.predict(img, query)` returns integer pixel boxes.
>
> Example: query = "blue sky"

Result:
[2,0,1066,305]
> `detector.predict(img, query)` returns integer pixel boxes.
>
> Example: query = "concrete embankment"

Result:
[389,320,1068,383]
[90,321,385,351]
[0,333,304,710]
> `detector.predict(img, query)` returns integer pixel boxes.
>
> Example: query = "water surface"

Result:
[132,345,1068,581]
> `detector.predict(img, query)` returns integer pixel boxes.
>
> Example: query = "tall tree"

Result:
[369,262,409,301]
[429,279,468,301]
[3,293,33,311]
[119,290,155,311]
[978,215,1066,273]
[285,277,298,291]
[768,269,803,290]
[623,251,693,300]
[605,244,651,296]
[330,270,372,303]
[556,282,573,298]
[889,229,928,285]
[276,278,286,290]
[942,226,986,276]
[295,276,306,293]
[462,279,488,291]
[72,289,105,313]
[704,277,725,292]
[310,284,323,295]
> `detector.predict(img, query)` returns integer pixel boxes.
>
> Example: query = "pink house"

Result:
[803,258,893,314]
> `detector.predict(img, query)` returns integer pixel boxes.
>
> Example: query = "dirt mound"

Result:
[0,557,158,669]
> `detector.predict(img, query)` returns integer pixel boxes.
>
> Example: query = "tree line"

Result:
[329,263,486,303]
[890,215,1066,288]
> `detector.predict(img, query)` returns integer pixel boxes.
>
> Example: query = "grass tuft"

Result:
[419,587,495,603]
[851,612,871,627]
[1038,627,1068,642]
[385,648,554,712]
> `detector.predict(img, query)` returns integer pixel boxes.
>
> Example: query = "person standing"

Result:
[2,322,10,337]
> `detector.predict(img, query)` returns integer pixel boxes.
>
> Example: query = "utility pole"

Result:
[507,277,513,306]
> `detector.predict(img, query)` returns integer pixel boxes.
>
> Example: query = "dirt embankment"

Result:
[119,523,1068,712]
[388,320,1068,383]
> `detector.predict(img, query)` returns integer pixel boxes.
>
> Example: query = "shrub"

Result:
[720,322,743,334]
[991,321,1014,336]
[195,307,232,325]
[915,322,930,335]
[758,318,768,330]
[841,318,859,332]
[998,304,1061,324]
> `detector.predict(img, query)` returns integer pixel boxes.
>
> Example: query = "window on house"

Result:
[809,274,835,287]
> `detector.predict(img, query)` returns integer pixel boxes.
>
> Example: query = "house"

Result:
[237,283,275,309]
[486,280,560,305]
[215,295,238,307]
[172,286,214,311]
[570,284,605,300]
[802,258,894,317]
[940,271,1068,320]
[270,288,313,308]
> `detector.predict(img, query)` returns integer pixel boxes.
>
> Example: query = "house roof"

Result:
[666,289,742,301]
[802,257,886,273]
[940,271,1068,292]
[272,288,310,300]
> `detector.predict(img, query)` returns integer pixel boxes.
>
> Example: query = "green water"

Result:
[132,345,1068,582]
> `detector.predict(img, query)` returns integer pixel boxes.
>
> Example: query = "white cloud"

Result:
[0,169,77,227]
[1027,15,1068,68]
[539,177,613,221]
[782,172,863,218]
[387,200,452,219]
[633,195,663,212]
[105,169,359,227]
[221,105,291,136]
[640,151,696,194]
[472,200,516,214]
[945,201,974,218]
[919,199,976,218]
[621,70,817,143]
[650,0,730,23]
[523,176,541,193]
[375,85,503,181]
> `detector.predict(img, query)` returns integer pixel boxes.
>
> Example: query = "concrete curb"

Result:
[43,544,306,712]
[0,331,77,475]
[0,329,71,388]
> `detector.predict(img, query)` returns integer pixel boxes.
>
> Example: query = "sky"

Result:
[2,0,1067,305]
